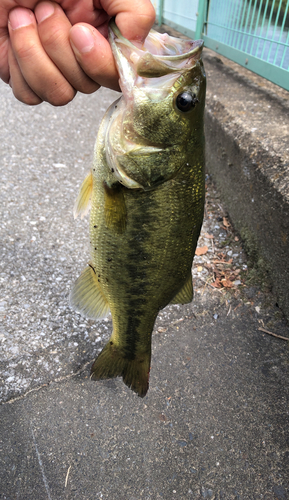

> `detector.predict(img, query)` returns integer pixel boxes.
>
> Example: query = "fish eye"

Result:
[176,92,198,112]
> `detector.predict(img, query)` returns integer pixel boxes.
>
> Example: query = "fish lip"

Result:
[109,18,203,62]
[109,18,203,81]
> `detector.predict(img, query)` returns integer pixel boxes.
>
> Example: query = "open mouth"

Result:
[109,19,203,79]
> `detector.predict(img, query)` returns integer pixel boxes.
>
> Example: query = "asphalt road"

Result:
[0,81,288,499]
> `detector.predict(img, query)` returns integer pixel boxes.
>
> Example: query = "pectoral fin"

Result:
[170,274,194,304]
[73,171,93,219]
[104,182,127,234]
[69,265,110,320]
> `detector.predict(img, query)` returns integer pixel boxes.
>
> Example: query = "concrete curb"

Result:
[203,49,289,321]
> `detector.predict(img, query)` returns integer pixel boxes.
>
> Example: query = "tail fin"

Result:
[90,341,150,398]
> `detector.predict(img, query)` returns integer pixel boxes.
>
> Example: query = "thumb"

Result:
[103,0,156,43]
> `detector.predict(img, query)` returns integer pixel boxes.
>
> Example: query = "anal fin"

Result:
[73,171,93,219]
[69,265,110,320]
[170,274,194,305]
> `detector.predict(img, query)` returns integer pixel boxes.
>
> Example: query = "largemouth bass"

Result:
[70,20,206,397]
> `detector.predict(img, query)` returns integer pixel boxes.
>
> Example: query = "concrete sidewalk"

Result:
[0,70,288,498]
[1,300,288,499]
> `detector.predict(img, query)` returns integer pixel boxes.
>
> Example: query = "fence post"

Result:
[158,0,164,26]
[195,0,206,39]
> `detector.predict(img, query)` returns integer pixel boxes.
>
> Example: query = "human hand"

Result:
[2,0,155,105]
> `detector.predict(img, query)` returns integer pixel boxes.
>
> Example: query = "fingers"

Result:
[68,0,155,91]
[5,0,155,105]
[99,0,156,42]
[70,23,120,91]
[8,7,76,105]
[35,2,99,94]
[0,27,10,83]
[8,41,43,104]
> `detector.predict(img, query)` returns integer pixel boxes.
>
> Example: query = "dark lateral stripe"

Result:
[123,314,142,360]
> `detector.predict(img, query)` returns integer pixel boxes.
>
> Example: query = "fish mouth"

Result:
[109,19,203,88]
[106,19,204,191]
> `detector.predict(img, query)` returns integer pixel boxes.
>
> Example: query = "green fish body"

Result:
[70,21,206,397]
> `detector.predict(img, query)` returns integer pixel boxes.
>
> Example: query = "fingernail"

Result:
[70,26,94,54]
[35,2,55,24]
[9,8,34,30]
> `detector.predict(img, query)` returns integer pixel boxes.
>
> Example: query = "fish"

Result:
[70,19,206,397]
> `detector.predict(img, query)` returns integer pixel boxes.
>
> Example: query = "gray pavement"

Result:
[0,80,289,499]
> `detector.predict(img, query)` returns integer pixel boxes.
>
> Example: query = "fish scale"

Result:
[70,19,206,397]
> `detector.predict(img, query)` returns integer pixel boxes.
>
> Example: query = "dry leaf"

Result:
[195,245,208,256]
[211,279,222,288]
[221,279,233,288]
[204,233,214,239]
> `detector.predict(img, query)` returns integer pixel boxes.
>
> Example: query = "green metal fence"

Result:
[156,0,199,39]
[157,0,289,90]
